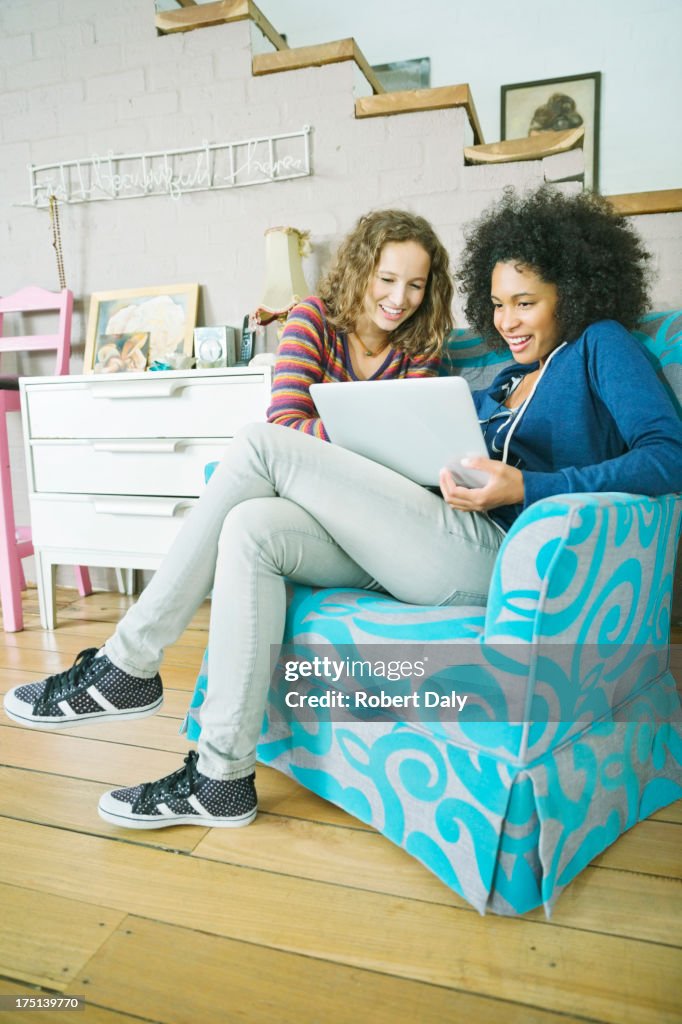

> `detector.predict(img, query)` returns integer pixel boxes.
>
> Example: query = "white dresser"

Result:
[19,366,272,629]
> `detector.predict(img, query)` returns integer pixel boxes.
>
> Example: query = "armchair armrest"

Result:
[485,492,682,646]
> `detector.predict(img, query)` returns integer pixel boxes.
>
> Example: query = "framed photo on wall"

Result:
[84,283,199,373]
[501,72,601,191]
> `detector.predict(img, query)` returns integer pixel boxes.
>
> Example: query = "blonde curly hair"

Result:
[318,209,453,357]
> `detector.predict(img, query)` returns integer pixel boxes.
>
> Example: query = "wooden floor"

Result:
[0,588,681,1024]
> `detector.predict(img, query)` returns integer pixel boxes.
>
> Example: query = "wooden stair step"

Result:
[355,84,484,145]
[155,0,287,52]
[464,126,584,165]
[606,188,682,216]
[253,38,384,95]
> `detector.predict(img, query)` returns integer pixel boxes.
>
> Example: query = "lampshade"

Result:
[254,225,310,325]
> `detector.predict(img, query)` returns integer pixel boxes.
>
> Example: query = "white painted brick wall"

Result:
[26,82,86,116]
[0,0,679,591]
[72,43,125,80]
[11,56,67,92]
[0,32,33,66]
[32,21,96,58]
[543,148,585,182]
[461,160,545,192]
[85,69,146,105]
[0,0,60,35]
[633,211,682,309]
[0,89,27,120]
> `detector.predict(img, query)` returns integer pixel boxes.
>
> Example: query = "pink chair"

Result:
[0,286,92,632]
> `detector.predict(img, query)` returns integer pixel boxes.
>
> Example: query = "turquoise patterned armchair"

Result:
[184,311,682,916]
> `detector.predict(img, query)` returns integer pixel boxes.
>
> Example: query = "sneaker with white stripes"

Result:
[98,751,257,829]
[2,647,162,730]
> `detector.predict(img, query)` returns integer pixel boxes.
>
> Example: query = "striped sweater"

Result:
[266,296,440,440]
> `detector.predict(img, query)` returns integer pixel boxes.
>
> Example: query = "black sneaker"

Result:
[98,751,257,829]
[3,647,163,730]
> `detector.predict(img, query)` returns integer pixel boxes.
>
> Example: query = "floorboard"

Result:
[0,883,124,991]
[70,914,597,1024]
[0,587,680,1024]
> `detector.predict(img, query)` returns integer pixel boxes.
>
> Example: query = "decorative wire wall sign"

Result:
[27,126,312,206]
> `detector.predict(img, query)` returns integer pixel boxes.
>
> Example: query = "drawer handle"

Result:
[93,440,181,454]
[89,380,186,400]
[92,497,194,518]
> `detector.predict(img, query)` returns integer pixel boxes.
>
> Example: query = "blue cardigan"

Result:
[473,320,682,532]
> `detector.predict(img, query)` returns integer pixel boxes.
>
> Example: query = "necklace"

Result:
[351,331,388,358]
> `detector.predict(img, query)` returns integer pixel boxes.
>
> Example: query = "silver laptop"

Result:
[309,377,489,487]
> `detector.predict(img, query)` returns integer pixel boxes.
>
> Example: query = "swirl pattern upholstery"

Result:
[185,312,682,916]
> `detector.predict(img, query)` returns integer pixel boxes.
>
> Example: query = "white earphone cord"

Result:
[501,343,567,465]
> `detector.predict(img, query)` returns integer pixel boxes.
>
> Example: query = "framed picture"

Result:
[501,72,601,191]
[371,57,430,92]
[84,283,199,373]
[92,332,150,374]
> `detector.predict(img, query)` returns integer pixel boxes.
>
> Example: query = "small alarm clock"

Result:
[194,327,237,368]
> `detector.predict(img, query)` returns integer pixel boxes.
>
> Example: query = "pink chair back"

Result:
[0,286,73,376]
[0,285,90,632]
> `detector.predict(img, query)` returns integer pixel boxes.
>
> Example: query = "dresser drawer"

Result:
[24,373,269,440]
[31,438,230,497]
[29,493,197,556]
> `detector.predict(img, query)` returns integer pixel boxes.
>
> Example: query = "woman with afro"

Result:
[440,185,682,531]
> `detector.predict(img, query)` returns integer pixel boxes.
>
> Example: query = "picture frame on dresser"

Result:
[83,283,199,373]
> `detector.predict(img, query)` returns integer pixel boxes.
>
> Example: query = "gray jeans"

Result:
[105,423,503,779]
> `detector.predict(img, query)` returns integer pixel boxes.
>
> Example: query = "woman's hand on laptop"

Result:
[439,458,524,512]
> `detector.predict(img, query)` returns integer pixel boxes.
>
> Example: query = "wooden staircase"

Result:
[155,0,682,214]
